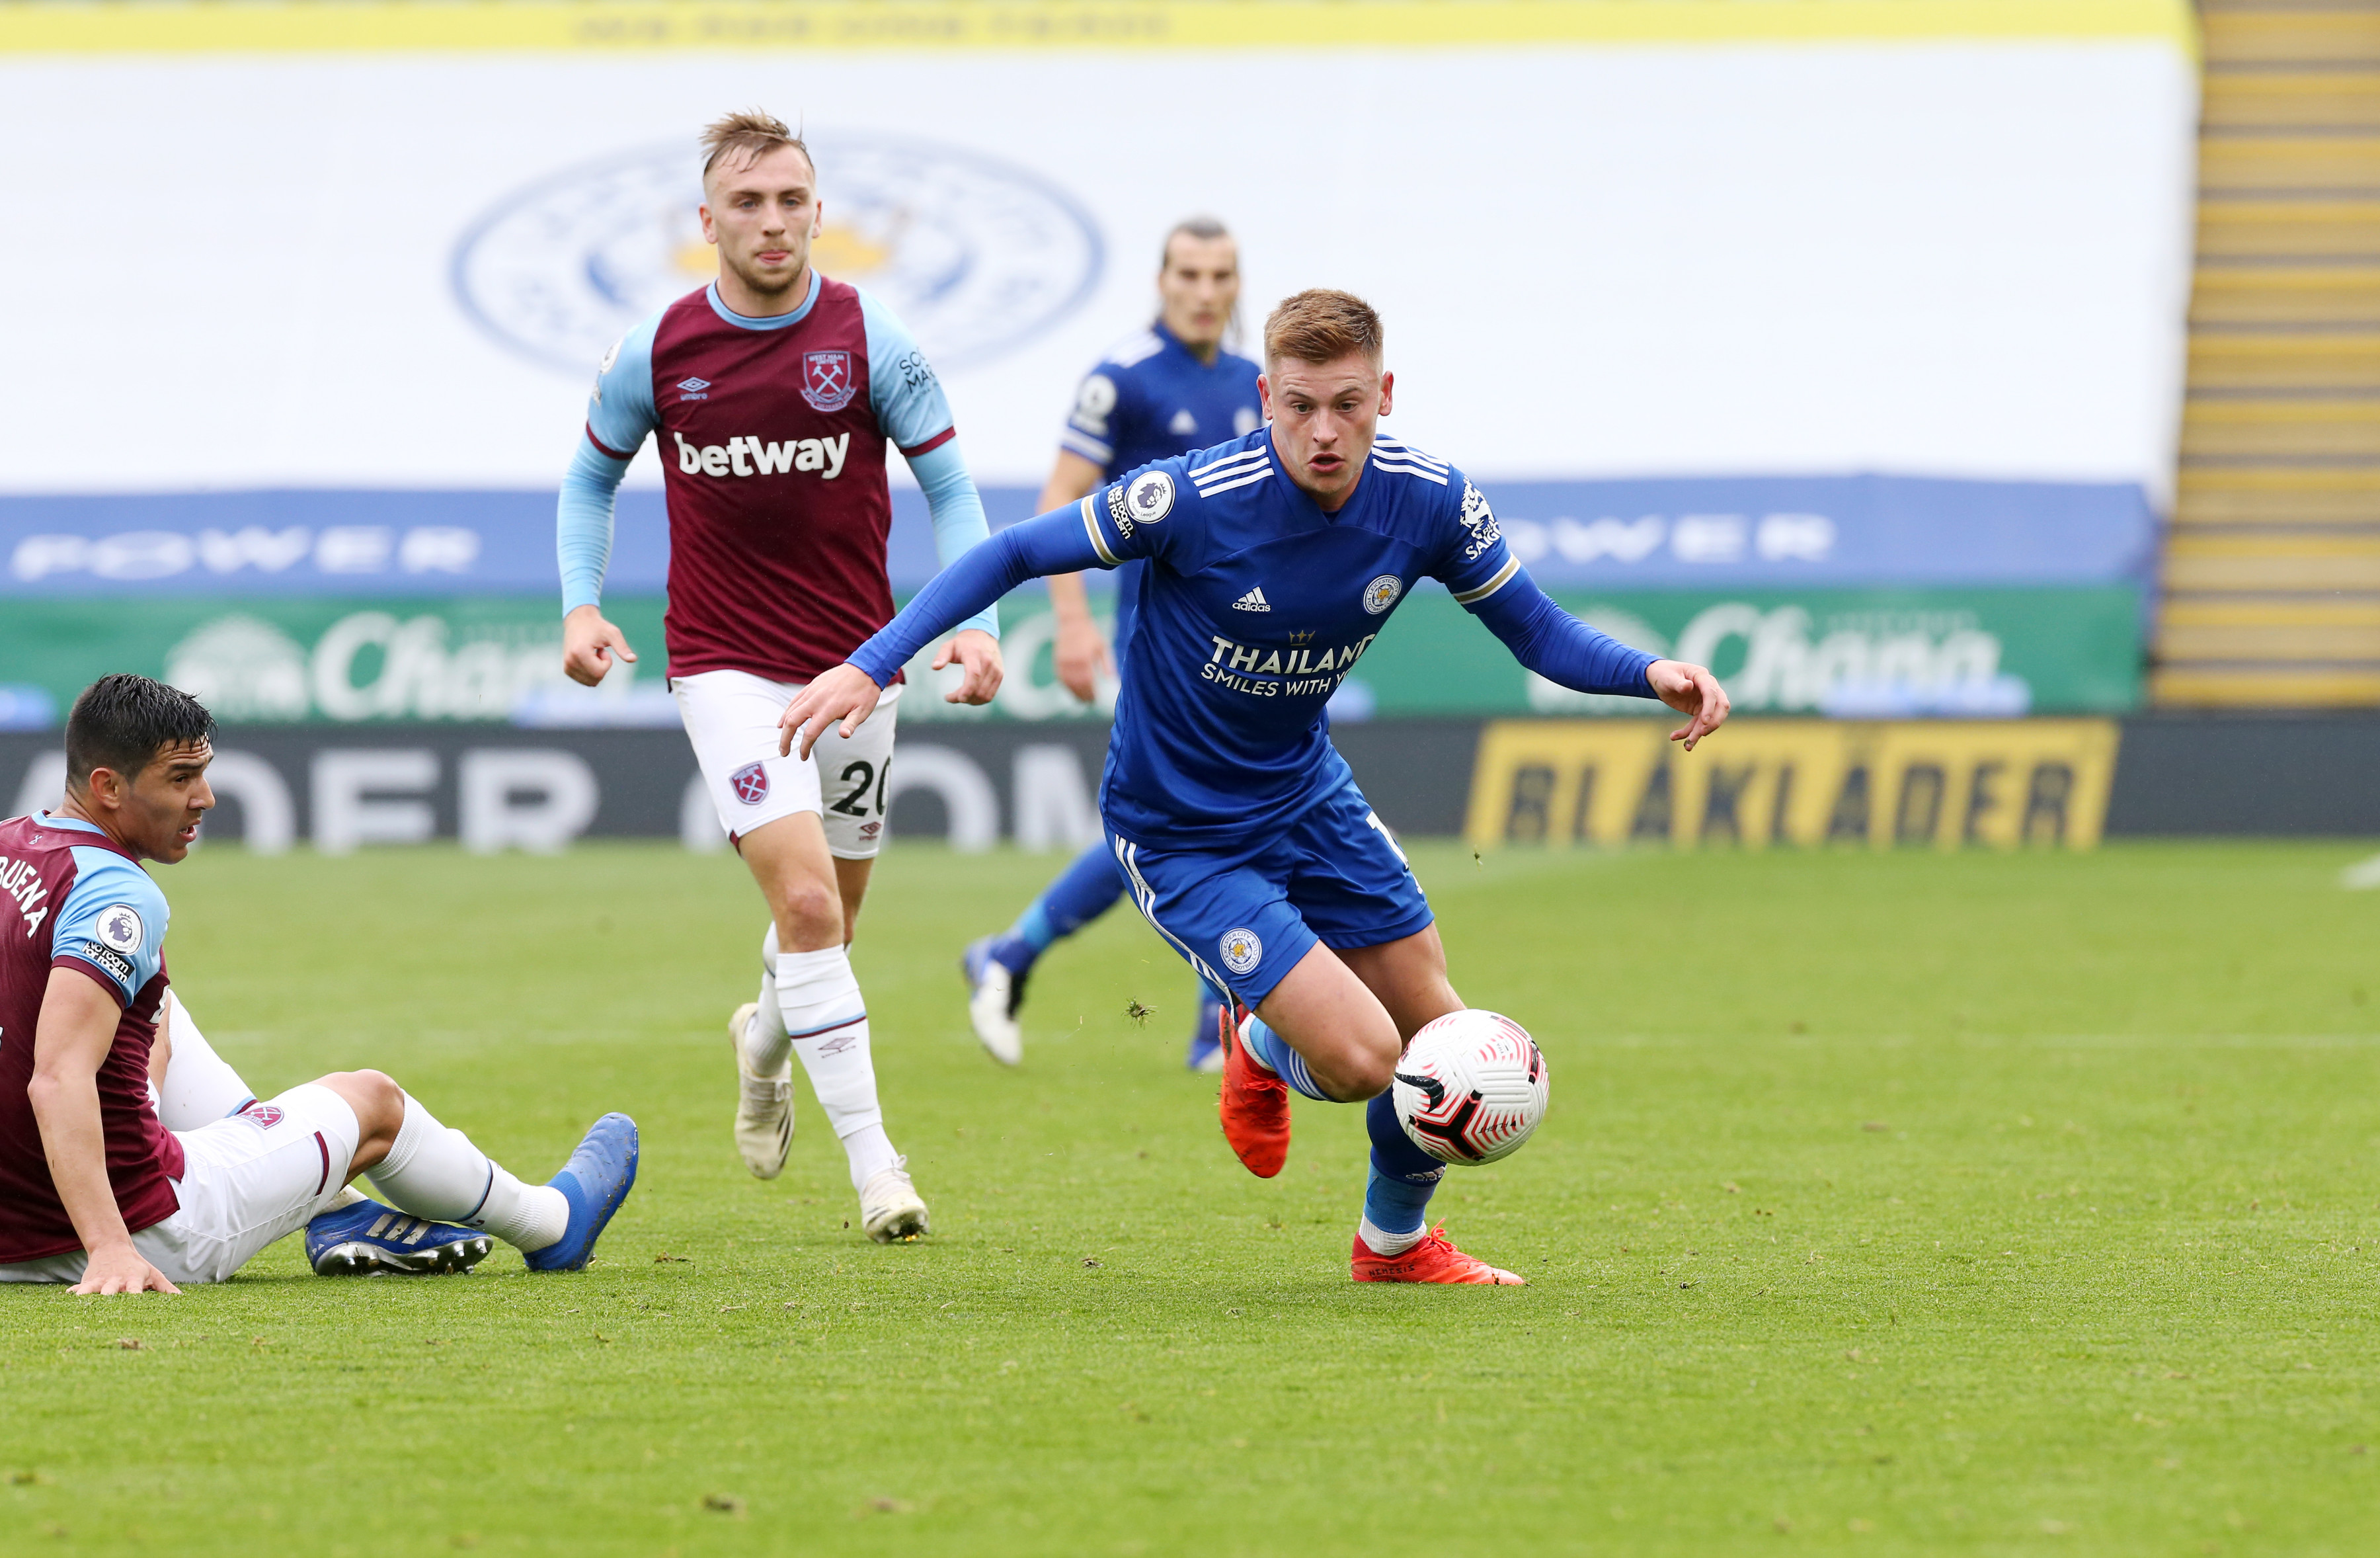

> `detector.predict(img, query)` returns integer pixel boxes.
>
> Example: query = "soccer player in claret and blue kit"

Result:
[785,291,1730,1284]
[961,216,1263,1073]
[0,676,638,1292]
[557,111,1006,1243]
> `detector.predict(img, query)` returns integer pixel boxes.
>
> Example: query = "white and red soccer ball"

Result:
[1392,1009,1550,1166]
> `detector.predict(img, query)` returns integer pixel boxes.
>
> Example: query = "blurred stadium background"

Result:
[0,0,2373,851]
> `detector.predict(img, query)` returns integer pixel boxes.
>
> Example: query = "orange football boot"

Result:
[1351,1225,1525,1285]
[1216,999,1290,1178]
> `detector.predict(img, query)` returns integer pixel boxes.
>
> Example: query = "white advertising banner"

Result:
[0,5,2197,497]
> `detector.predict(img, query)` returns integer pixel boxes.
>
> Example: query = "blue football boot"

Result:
[1185,992,1227,1073]
[306,1199,493,1276]
[524,1112,640,1273]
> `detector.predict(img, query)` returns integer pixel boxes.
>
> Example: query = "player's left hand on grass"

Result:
[1646,659,1730,751]
[779,664,885,760]
[71,1243,180,1297]
[936,628,1004,706]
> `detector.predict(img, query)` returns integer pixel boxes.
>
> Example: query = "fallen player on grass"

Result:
[0,675,639,1293]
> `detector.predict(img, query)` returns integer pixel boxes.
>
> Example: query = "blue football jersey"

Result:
[1057,323,1263,653]
[1077,429,1518,853]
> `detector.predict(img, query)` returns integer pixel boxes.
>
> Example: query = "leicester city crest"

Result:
[1361,575,1404,616]
[452,132,1104,376]
[802,350,857,413]
[1220,926,1263,977]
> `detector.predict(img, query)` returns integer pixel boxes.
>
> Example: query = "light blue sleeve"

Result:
[54,850,169,1008]
[585,312,662,459]
[904,440,999,640]
[557,312,662,614]
[557,440,632,615]
[857,289,959,453]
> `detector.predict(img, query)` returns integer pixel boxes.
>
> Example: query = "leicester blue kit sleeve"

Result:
[1468,573,1659,697]
[1078,462,1194,569]
[557,311,661,614]
[848,509,1103,685]
[905,439,999,641]
[1433,474,1654,697]
[52,850,169,1007]
[859,290,959,456]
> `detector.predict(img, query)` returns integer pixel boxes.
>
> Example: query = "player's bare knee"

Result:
[1338,1049,1398,1101]
[317,1069,405,1136]
[772,876,844,948]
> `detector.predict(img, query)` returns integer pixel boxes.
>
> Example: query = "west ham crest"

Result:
[730,762,771,807]
[801,350,857,413]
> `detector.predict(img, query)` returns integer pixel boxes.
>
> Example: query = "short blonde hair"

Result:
[701,109,814,181]
[1263,288,1383,369]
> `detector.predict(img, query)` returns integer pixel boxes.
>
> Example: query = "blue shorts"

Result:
[1107,778,1434,1007]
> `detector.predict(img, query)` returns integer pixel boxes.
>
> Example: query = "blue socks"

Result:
[1361,1091,1444,1255]
[990,844,1129,975]
[1236,1010,1447,1257]
[1241,1015,1331,1101]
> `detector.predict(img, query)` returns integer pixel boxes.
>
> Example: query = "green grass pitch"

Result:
[4,838,2379,1556]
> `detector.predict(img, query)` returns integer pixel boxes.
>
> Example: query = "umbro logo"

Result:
[678,378,711,392]
[1232,587,1271,612]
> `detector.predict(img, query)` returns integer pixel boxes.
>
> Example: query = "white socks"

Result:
[757,926,900,1192]
[154,990,259,1131]
[364,1093,569,1252]
[1359,1215,1427,1258]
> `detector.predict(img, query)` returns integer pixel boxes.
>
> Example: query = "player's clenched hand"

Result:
[1052,616,1113,704]
[1646,659,1730,752]
[563,604,637,687]
[936,628,1004,706]
[779,664,884,760]
[72,1243,179,1297]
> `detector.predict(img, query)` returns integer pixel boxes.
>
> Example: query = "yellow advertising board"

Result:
[1463,719,2120,851]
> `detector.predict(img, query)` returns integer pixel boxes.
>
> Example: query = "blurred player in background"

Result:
[556,111,1004,1243]
[783,292,1728,1284]
[1,677,637,1292]
[959,218,1261,1071]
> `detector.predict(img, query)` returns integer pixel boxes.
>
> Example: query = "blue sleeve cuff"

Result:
[908,438,999,641]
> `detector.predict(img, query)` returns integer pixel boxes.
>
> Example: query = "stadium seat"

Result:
[2158,1,2380,706]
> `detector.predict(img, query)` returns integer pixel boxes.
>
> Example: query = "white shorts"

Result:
[674,668,904,860]
[0,1083,360,1287]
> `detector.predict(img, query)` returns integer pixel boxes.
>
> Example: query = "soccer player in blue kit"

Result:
[960,216,1261,1071]
[783,292,1729,1284]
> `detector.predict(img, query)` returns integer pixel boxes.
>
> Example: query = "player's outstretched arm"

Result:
[781,505,1102,757]
[29,969,180,1295]
[906,440,1005,705]
[1467,570,1731,750]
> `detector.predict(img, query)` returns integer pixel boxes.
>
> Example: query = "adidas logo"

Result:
[1169,408,1198,436]
[1232,587,1271,612]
